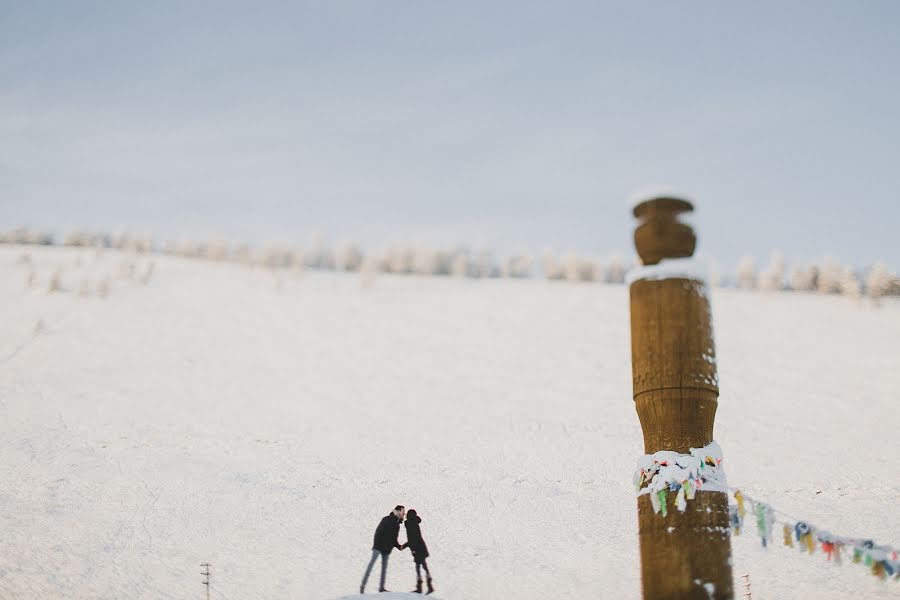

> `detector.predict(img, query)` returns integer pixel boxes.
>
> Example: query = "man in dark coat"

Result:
[400,509,434,594]
[360,505,405,593]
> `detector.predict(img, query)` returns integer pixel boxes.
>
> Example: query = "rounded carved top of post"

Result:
[633,195,696,266]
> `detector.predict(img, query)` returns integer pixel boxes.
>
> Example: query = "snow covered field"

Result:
[1,245,897,599]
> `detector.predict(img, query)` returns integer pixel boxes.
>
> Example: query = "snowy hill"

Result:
[1,245,898,599]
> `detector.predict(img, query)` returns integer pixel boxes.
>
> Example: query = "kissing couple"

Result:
[360,505,434,595]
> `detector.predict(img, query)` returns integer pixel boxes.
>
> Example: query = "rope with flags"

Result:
[729,489,899,581]
[634,442,899,582]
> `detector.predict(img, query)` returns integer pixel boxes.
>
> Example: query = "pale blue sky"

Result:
[2,1,899,269]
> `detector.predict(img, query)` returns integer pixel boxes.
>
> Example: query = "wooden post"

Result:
[629,194,734,599]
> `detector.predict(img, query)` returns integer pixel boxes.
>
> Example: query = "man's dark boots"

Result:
[411,578,423,593]
[426,577,434,594]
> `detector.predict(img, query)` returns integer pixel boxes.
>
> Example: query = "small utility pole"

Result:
[629,193,734,599]
[201,563,211,600]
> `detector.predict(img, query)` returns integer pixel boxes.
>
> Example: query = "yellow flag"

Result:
[783,525,793,548]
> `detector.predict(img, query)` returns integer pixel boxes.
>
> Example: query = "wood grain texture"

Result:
[630,276,734,599]
[637,492,733,600]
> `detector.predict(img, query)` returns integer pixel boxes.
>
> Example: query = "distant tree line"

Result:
[2,227,898,298]
[728,251,899,301]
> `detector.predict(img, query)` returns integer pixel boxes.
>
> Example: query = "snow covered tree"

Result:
[865,261,892,304]
[839,267,861,299]
[736,255,757,290]
[63,230,89,247]
[540,248,562,280]
[607,253,626,284]
[758,251,785,291]
[789,264,818,292]
[501,253,533,279]
[816,259,843,294]
[232,243,253,265]
[412,244,438,275]
[562,252,580,282]
[450,252,469,278]
[204,239,230,262]
[335,241,364,272]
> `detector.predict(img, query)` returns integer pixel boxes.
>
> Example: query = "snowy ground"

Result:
[0,245,898,599]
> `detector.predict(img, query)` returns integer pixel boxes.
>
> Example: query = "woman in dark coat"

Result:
[400,509,434,594]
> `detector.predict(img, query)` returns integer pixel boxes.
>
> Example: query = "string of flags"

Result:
[633,442,899,582]
[730,489,899,582]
